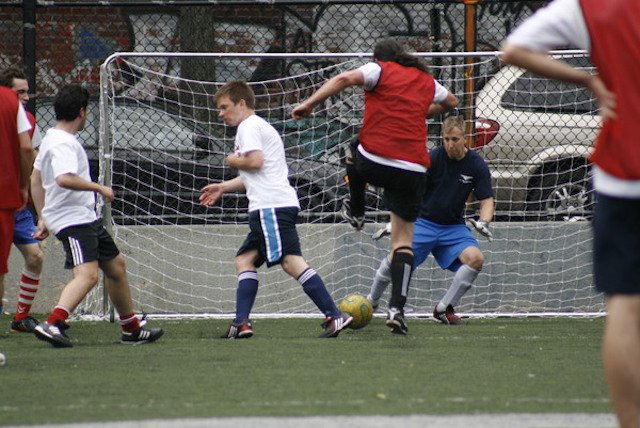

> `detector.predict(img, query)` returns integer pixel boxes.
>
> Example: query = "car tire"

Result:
[526,162,594,221]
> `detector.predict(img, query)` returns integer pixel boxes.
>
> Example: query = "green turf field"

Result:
[0,315,609,425]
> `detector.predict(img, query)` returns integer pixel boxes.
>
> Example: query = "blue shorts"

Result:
[412,217,479,271]
[13,209,38,245]
[593,193,640,295]
[237,207,302,268]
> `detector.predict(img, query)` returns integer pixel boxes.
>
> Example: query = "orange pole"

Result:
[463,0,478,148]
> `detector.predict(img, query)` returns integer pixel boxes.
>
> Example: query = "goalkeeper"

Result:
[368,115,494,324]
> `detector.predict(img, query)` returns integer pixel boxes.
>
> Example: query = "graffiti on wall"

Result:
[0,2,543,98]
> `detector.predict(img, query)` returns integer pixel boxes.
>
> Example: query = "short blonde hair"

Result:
[442,115,465,134]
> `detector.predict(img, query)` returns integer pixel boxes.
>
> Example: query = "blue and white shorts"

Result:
[237,206,302,268]
[412,217,479,272]
[13,208,38,245]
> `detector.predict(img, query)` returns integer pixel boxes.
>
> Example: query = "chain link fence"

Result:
[2,1,546,99]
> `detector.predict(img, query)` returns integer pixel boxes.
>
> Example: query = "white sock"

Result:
[437,264,479,311]
[368,256,391,306]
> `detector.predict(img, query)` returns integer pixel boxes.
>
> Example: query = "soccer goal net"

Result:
[87,51,603,318]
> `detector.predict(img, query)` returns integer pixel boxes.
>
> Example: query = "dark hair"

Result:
[373,38,430,74]
[54,84,90,121]
[214,80,255,109]
[0,67,27,88]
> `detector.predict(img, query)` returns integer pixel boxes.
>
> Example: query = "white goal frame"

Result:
[90,51,604,320]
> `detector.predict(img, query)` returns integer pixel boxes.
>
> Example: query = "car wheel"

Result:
[526,163,594,220]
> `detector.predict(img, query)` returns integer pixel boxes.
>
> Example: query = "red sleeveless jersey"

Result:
[0,87,22,210]
[581,0,640,179]
[26,110,36,139]
[359,61,435,168]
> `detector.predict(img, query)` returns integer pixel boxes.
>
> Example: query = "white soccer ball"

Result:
[0,352,6,366]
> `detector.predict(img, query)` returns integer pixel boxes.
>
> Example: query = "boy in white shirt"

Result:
[200,81,352,338]
[31,84,163,348]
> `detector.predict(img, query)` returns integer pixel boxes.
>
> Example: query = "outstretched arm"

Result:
[501,44,616,121]
[291,69,365,119]
[199,176,245,206]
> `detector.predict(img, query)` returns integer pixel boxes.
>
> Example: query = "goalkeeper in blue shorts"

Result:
[368,115,494,325]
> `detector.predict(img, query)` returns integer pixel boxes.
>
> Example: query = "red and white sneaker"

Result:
[320,313,352,338]
[433,305,464,325]
[221,320,254,339]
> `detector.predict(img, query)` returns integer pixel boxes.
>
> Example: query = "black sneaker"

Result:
[10,315,39,333]
[221,320,254,339]
[386,307,408,335]
[341,199,365,231]
[121,326,164,345]
[34,322,73,348]
[319,313,353,338]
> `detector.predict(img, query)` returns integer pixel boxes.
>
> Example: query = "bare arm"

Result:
[478,197,495,223]
[18,131,33,208]
[56,173,114,203]
[30,168,49,240]
[199,176,245,206]
[226,150,264,172]
[427,92,459,118]
[291,69,365,119]
[501,44,616,120]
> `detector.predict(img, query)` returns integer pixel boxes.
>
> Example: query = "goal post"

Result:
[87,51,603,318]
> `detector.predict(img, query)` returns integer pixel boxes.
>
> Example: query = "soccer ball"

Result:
[338,293,374,329]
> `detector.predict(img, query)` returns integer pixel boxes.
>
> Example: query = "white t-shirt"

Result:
[33,128,97,235]
[17,103,31,134]
[506,0,589,52]
[234,115,299,212]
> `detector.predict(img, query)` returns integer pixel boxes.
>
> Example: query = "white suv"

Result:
[474,55,599,220]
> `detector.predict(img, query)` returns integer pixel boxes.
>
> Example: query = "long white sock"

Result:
[368,256,391,306]
[436,264,479,311]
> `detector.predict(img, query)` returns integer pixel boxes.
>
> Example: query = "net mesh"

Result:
[84,52,603,317]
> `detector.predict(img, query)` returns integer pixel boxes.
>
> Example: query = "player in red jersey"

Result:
[503,1,640,426]
[0,67,45,331]
[0,86,34,318]
[293,39,458,335]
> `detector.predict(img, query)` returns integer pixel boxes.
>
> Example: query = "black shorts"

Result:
[237,207,302,268]
[356,150,427,221]
[55,220,120,269]
[593,193,640,295]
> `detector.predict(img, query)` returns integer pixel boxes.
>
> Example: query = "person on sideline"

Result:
[31,84,163,348]
[200,81,352,339]
[292,38,458,335]
[0,67,45,332]
[501,1,640,426]
[367,115,494,324]
[0,86,33,318]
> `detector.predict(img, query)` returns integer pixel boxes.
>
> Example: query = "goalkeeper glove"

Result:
[372,222,392,240]
[468,218,493,242]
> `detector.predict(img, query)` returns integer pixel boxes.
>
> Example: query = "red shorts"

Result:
[0,209,17,274]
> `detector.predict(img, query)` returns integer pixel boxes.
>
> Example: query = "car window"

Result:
[500,56,597,115]
[110,102,199,152]
[36,99,99,148]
